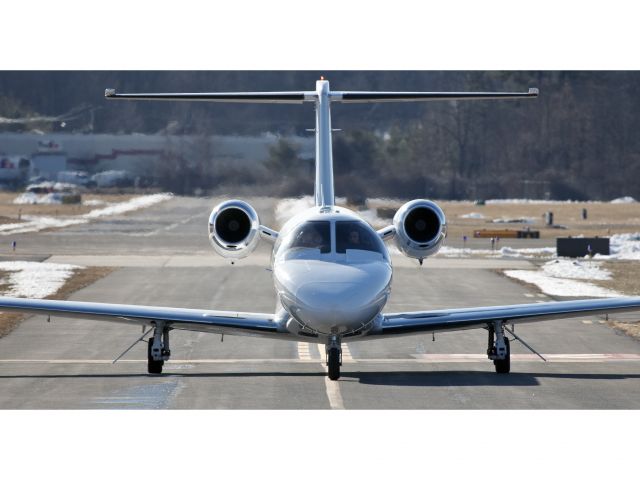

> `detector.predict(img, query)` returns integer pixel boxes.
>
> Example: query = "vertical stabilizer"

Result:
[314,80,335,208]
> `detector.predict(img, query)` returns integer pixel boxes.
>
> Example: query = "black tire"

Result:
[328,348,341,381]
[494,337,510,374]
[147,338,164,374]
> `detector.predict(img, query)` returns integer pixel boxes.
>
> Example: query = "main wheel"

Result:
[494,337,510,374]
[328,348,341,381]
[147,338,164,375]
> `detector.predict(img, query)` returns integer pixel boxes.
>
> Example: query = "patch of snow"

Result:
[541,259,611,280]
[83,193,172,219]
[609,232,640,260]
[434,246,555,259]
[503,269,620,298]
[13,192,41,205]
[486,199,583,204]
[0,261,82,298]
[610,196,636,204]
[0,193,172,235]
[460,212,485,219]
[492,217,537,224]
[504,258,619,298]
[82,199,110,207]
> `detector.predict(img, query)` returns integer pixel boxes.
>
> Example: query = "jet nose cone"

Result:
[274,259,391,334]
[295,280,383,333]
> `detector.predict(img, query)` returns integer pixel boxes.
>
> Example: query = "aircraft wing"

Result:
[0,296,290,339]
[374,297,640,337]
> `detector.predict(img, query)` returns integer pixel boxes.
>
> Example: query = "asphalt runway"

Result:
[0,196,639,409]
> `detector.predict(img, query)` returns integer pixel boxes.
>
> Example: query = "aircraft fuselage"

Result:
[273,206,392,341]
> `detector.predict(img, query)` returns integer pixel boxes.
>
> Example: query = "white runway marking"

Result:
[313,343,347,409]
[582,320,593,324]
[342,343,353,361]
[410,353,640,362]
[297,342,312,360]
[323,375,345,409]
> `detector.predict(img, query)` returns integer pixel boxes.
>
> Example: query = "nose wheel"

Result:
[327,347,341,380]
[326,336,342,381]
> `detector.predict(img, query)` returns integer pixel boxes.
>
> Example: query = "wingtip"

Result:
[104,88,116,98]
[528,87,539,96]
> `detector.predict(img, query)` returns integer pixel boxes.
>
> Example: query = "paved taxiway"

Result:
[0,196,638,409]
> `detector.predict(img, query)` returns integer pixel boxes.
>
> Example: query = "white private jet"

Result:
[1,79,639,381]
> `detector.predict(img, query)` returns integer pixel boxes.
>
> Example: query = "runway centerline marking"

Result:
[311,343,345,409]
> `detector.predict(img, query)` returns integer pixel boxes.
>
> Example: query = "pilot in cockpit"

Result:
[347,229,361,249]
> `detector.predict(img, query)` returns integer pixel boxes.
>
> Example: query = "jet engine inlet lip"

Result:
[208,199,261,259]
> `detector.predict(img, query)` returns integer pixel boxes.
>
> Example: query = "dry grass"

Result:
[0,193,138,220]
[440,201,640,240]
[593,261,640,296]
[0,266,115,338]
[369,199,640,239]
[609,321,640,338]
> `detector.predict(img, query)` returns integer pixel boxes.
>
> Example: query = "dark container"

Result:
[556,237,610,257]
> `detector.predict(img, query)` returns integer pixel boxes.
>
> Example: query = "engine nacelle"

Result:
[393,199,447,260]
[208,200,261,259]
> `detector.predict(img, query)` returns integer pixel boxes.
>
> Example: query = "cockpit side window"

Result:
[286,221,331,254]
[336,221,384,254]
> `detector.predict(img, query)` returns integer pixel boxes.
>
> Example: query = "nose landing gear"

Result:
[326,335,342,381]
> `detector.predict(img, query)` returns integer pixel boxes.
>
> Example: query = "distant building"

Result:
[30,151,67,180]
[30,141,68,180]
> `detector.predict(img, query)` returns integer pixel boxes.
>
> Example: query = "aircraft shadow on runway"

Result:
[342,371,640,387]
[1,371,639,387]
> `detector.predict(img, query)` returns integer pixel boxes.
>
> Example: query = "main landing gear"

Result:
[487,321,510,374]
[148,323,171,374]
[326,335,342,381]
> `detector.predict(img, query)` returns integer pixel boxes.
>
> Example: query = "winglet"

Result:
[105,88,116,98]
[528,87,539,96]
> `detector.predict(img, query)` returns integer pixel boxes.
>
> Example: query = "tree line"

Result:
[1,71,639,199]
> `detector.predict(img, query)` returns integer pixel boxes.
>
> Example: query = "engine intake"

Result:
[208,200,260,259]
[393,199,446,259]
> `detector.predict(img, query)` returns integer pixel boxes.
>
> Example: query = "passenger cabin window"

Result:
[336,221,384,255]
[286,221,331,254]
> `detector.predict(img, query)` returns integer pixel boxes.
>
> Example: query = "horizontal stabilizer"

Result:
[332,88,539,103]
[105,89,312,104]
[105,88,538,104]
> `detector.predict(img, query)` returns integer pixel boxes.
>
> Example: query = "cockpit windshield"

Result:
[284,221,331,254]
[336,221,385,255]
